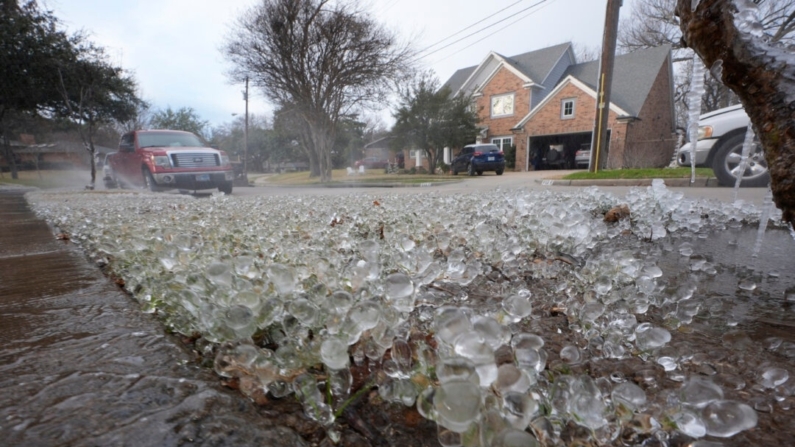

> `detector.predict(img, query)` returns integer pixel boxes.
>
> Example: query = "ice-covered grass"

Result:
[27,181,788,445]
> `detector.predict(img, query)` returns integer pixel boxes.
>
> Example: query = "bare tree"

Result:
[621,0,795,56]
[571,42,601,62]
[223,0,414,182]
[676,0,795,224]
[619,0,688,56]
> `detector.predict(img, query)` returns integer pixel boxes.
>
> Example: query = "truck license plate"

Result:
[488,156,494,161]
[196,174,210,182]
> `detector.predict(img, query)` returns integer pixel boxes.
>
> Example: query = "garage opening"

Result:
[528,131,610,170]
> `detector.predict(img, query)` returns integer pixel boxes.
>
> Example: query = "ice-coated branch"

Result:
[676,0,795,224]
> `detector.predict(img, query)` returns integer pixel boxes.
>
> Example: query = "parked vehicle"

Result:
[106,130,234,194]
[676,104,768,187]
[450,143,505,176]
[574,144,591,169]
[354,157,389,170]
[542,145,568,170]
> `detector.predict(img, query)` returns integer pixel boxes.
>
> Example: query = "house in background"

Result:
[362,137,392,160]
[361,136,411,169]
[442,43,676,170]
[14,140,114,170]
[3,135,113,171]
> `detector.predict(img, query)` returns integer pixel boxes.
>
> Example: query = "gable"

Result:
[441,42,573,98]
[563,45,672,117]
[455,53,532,98]
[512,76,628,130]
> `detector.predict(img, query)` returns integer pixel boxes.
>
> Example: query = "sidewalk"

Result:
[0,188,306,447]
[534,176,719,187]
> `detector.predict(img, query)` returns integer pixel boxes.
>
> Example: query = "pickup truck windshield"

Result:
[138,132,204,148]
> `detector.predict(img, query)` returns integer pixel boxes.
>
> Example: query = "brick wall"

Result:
[476,66,531,143]
[623,56,677,168]
[512,81,627,170]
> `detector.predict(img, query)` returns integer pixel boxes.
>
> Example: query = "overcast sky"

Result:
[47,0,637,129]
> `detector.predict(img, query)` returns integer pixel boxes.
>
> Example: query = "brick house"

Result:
[442,43,676,170]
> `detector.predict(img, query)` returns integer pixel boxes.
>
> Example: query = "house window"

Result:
[561,98,576,119]
[491,137,512,152]
[409,149,424,158]
[490,93,515,117]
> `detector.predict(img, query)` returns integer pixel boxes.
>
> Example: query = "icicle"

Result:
[751,186,774,258]
[733,126,756,202]
[710,60,723,80]
[687,56,706,184]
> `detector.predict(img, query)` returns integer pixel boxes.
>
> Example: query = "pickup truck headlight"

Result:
[152,155,171,168]
[697,125,713,140]
[220,155,230,166]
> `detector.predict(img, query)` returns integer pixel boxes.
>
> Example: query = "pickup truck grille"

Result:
[171,153,220,168]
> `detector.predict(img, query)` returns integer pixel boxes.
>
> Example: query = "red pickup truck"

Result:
[106,129,234,194]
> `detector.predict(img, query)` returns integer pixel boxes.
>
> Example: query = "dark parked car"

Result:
[451,143,505,176]
[354,156,389,170]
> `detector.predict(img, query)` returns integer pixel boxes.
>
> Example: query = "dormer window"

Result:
[561,98,576,119]
[491,93,515,117]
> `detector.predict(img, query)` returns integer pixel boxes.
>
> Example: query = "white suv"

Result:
[676,104,769,187]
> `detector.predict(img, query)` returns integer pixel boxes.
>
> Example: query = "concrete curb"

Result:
[535,177,719,187]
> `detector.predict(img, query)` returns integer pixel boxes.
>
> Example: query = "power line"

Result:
[416,0,550,60]
[380,0,400,15]
[417,0,528,54]
[431,0,557,64]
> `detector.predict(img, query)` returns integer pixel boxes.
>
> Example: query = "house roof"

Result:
[15,141,114,155]
[500,42,573,86]
[442,42,573,95]
[513,75,630,129]
[364,136,393,150]
[562,44,672,117]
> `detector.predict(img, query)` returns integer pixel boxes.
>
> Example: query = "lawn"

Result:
[259,169,459,186]
[0,169,92,189]
[562,167,714,180]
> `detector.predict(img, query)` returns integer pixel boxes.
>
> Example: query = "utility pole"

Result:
[243,76,249,182]
[589,0,622,173]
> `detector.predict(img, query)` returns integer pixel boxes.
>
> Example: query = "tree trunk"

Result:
[307,149,320,177]
[426,149,438,175]
[1,127,19,180]
[676,0,795,224]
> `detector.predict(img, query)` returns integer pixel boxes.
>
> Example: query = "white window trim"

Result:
[490,93,516,118]
[561,98,576,119]
[491,137,513,150]
[409,149,424,158]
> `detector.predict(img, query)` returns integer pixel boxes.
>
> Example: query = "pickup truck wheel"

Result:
[468,163,475,176]
[711,133,769,187]
[218,182,233,195]
[142,168,158,192]
[496,169,504,176]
